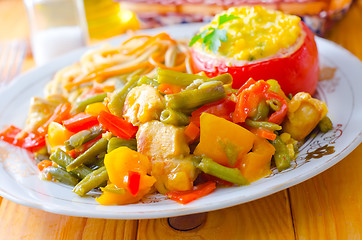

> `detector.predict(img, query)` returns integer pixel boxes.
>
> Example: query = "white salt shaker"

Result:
[24,0,88,65]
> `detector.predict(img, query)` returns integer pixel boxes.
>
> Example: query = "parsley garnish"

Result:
[189,14,240,53]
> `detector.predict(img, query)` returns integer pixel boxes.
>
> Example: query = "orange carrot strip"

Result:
[184,122,200,144]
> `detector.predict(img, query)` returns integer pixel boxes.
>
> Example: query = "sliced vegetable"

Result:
[107,137,137,153]
[65,125,103,151]
[66,138,108,171]
[184,122,200,143]
[194,113,255,167]
[97,110,138,139]
[271,136,291,172]
[62,113,99,132]
[128,171,141,196]
[85,102,108,116]
[166,81,226,110]
[166,181,216,204]
[193,156,248,185]
[37,160,53,172]
[73,166,108,196]
[190,98,235,127]
[160,109,190,126]
[0,125,45,152]
[71,92,107,114]
[47,122,73,151]
[37,103,71,136]
[43,166,79,186]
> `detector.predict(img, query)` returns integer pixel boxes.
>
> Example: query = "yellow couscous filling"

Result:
[194,6,302,61]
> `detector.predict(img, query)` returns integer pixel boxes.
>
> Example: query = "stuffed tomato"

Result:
[190,6,319,95]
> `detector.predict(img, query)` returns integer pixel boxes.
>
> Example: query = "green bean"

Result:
[165,81,226,110]
[108,75,139,117]
[267,99,281,112]
[137,76,159,88]
[65,126,103,151]
[160,109,190,126]
[44,166,79,186]
[193,156,249,185]
[50,148,92,179]
[271,136,291,172]
[71,92,107,114]
[67,138,108,171]
[318,116,333,133]
[73,166,108,196]
[100,186,126,194]
[107,137,137,153]
[210,73,233,84]
[245,119,282,131]
[250,101,270,121]
[157,68,208,87]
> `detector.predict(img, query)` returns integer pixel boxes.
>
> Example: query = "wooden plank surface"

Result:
[0,0,361,239]
[288,0,362,238]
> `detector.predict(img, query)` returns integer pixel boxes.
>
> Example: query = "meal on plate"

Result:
[0,6,332,205]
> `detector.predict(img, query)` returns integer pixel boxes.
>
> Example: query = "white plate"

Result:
[0,24,361,219]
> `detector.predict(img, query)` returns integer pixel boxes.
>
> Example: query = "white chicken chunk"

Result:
[123,84,164,126]
[136,120,190,161]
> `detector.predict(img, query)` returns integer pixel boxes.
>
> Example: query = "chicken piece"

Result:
[24,94,68,134]
[151,157,199,194]
[136,120,190,161]
[282,92,328,141]
[123,84,164,125]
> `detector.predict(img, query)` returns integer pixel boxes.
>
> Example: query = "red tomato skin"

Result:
[190,22,319,95]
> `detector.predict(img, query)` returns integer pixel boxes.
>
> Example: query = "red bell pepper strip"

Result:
[190,98,236,127]
[127,171,141,196]
[62,113,99,132]
[264,91,288,125]
[250,128,277,141]
[97,111,138,139]
[233,80,270,123]
[0,125,45,152]
[166,181,216,204]
[236,78,256,95]
[37,103,72,136]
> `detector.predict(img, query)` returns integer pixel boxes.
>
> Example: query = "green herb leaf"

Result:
[218,14,240,26]
[189,29,208,47]
[203,29,228,53]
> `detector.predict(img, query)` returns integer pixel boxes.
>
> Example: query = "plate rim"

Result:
[0,23,361,219]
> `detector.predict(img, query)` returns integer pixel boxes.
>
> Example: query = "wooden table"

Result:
[0,0,361,239]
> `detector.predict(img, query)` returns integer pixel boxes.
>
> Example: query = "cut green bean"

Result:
[100,186,126,194]
[157,68,208,87]
[67,138,108,171]
[318,116,333,133]
[108,75,139,117]
[245,119,282,131]
[73,166,108,196]
[44,166,79,186]
[65,125,103,151]
[160,109,190,126]
[250,101,269,121]
[267,99,281,112]
[165,81,226,110]
[193,156,249,185]
[107,137,137,153]
[210,73,233,84]
[137,76,159,88]
[71,92,107,114]
[271,136,291,172]
[50,148,92,179]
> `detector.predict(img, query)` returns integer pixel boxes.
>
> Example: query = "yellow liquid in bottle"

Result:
[83,0,139,39]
